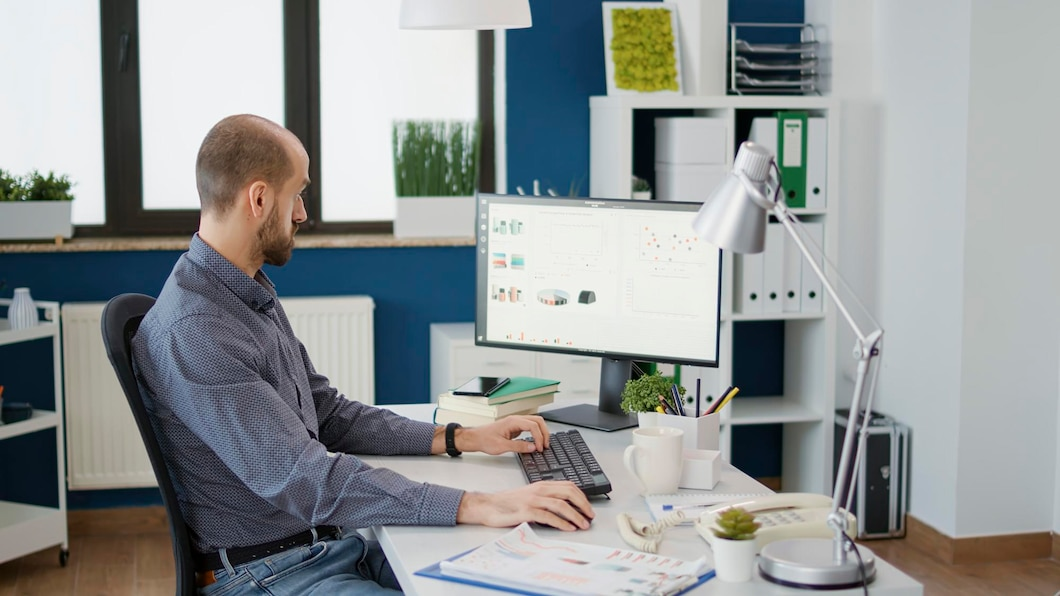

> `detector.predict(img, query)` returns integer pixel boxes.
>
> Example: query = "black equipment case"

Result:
[833,409,910,539]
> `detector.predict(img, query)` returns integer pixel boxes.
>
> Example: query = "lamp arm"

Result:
[769,201,884,565]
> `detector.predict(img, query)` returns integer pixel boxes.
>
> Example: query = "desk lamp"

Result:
[693,141,883,589]
[399,0,532,29]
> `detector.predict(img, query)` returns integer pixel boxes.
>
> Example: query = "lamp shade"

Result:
[399,0,532,30]
[692,141,774,254]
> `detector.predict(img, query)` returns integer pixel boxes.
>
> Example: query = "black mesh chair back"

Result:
[101,293,195,595]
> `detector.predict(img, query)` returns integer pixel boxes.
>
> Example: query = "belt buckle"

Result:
[196,570,217,588]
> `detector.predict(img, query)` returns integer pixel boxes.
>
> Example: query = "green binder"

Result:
[775,111,808,208]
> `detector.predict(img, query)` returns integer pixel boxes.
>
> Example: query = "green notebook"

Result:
[445,376,560,405]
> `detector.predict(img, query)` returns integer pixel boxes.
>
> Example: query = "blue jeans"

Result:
[199,529,402,595]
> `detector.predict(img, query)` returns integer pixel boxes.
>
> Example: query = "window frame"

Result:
[89,0,495,237]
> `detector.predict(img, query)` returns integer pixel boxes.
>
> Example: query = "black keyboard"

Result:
[517,429,612,496]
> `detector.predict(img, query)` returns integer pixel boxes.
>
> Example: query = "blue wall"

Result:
[1,0,803,508]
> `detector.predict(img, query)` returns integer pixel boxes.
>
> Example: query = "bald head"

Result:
[195,114,298,217]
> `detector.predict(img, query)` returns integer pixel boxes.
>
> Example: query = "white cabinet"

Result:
[0,299,69,566]
[590,94,840,495]
[429,323,600,407]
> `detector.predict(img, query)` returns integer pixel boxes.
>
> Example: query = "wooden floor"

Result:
[1,529,1058,595]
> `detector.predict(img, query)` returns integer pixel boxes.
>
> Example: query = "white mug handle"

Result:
[623,444,645,491]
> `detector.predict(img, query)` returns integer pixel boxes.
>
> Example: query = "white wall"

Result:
[956,0,1060,537]
[863,0,1060,538]
[871,0,971,538]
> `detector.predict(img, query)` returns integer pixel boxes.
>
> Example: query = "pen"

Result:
[705,385,734,415]
[658,395,676,415]
[695,378,701,417]
[670,384,685,416]
[712,386,740,414]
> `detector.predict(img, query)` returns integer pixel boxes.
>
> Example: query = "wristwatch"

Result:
[445,422,462,457]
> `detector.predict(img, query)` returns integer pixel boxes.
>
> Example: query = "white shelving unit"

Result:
[0,299,69,567]
[590,94,841,495]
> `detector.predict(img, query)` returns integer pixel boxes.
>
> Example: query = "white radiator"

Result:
[61,295,375,490]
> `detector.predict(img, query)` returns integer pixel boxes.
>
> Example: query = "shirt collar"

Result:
[187,233,277,312]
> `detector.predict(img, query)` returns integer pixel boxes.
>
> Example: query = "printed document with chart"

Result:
[415,522,711,595]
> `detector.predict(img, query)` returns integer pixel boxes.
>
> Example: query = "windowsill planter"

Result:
[394,196,476,239]
[0,202,73,242]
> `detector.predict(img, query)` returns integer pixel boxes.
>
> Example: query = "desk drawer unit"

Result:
[833,409,909,539]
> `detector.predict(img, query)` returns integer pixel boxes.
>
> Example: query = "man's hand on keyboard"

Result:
[457,415,550,455]
[456,481,595,531]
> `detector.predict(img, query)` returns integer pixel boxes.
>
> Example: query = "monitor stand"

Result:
[539,358,638,432]
[540,404,638,432]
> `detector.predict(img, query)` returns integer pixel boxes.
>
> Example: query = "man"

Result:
[132,114,594,595]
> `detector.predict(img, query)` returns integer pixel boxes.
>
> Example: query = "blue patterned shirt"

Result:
[132,235,464,553]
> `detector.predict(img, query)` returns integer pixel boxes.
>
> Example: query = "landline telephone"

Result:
[617,493,858,553]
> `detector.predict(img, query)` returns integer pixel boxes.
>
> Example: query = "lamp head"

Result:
[692,141,776,255]
[399,0,532,30]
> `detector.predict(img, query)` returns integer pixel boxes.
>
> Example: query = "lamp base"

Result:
[758,538,876,590]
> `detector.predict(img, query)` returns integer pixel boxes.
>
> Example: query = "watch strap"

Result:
[445,422,462,457]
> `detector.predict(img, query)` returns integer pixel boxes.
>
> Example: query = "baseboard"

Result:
[68,505,168,537]
[757,476,782,491]
[905,514,1054,564]
[1054,531,1059,560]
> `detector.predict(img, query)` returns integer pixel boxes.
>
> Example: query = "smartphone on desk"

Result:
[453,376,511,397]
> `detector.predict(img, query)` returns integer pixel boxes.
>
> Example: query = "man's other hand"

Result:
[456,482,594,531]
[459,415,549,455]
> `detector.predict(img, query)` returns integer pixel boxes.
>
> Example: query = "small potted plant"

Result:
[631,175,652,200]
[392,119,481,238]
[0,169,75,242]
[619,370,685,426]
[709,507,761,582]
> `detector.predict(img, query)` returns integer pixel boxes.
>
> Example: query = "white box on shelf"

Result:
[654,163,728,202]
[654,117,728,164]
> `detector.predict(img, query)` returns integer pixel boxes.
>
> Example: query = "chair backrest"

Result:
[101,293,196,595]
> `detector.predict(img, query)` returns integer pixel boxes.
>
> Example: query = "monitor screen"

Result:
[474,193,722,431]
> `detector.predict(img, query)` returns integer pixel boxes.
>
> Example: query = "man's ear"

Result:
[246,181,269,218]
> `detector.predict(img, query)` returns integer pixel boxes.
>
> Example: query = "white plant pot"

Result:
[394,196,476,239]
[710,536,758,582]
[0,201,73,240]
[631,191,652,200]
[636,411,657,427]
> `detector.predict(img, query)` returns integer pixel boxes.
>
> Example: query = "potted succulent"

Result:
[392,120,481,238]
[619,370,685,426]
[631,175,652,200]
[708,507,761,582]
[0,169,75,242]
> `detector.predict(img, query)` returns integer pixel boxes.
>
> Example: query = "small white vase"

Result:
[8,287,39,330]
[711,536,758,582]
[636,411,657,427]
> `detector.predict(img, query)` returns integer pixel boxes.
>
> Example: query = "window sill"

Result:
[0,234,475,254]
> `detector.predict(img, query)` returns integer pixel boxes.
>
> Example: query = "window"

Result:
[80,0,495,235]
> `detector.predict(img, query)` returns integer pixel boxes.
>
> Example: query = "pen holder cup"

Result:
[679,449,721,490]
[652,412,719,451]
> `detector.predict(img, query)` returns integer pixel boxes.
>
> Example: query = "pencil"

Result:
[712,386,740,414]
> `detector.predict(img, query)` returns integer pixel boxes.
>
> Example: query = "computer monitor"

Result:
[473,193,723,431]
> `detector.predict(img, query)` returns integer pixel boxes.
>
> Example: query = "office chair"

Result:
[101,293,196,596]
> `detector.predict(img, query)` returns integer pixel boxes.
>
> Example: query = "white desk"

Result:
[363,404,922,595]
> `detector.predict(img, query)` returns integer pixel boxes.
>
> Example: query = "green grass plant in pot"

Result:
[391,120,481,238]
[709,507,761,582]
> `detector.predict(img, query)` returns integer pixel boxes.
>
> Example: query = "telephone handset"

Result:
[693,492,858,548]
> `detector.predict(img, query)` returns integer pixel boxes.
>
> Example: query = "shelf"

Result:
[0,300,61,347]
[0,410,60,441]
[723,396,823,425]
[725,311,826,322]
[589,94,836,111]
[0,501,66,566]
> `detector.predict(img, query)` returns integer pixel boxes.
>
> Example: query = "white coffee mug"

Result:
[623,426,684,495]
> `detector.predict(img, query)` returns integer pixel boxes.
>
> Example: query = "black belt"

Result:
[196,525,340,571]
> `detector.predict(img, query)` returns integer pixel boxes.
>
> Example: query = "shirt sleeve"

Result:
[296,340,440,456]
[140,314,463,528]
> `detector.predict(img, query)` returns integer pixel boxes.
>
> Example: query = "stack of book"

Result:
[433,377,560,426]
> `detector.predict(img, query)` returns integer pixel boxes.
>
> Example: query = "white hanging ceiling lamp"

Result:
[399,0,532,30]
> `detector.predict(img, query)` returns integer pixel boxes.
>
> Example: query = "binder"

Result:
[805,117,828,209]
[782,221,803,312]
[682,364,721,415]
[776,111,808,208]
[748,116,777,154]
[762,222,785,314]
[800,220,824,312]
[735,252,764,314]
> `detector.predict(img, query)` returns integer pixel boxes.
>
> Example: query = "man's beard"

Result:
[257,205,297,267]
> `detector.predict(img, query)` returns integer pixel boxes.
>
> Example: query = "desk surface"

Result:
[364,404,922,596]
